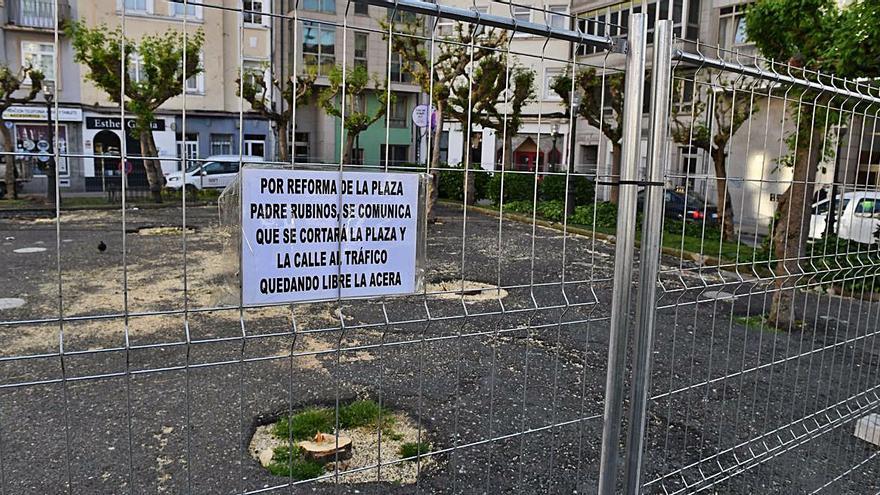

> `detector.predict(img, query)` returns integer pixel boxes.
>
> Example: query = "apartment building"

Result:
[0,0,273,194]
[570,0,873,233]
[437,1,573,172]
[273,0,422,166]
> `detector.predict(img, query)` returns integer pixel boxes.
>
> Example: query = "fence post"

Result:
[622,19,673,495]
[597,12,647,495]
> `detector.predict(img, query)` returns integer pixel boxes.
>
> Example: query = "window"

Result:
[302,22,336,76]
[177,133,199,167]
[303,0,335,13]
[543,68,563,99]
[855,198,880,217]
[390,52,410,83]
[380,145,409,167]
[513,6,531,23]
[243,0,264,25]
[244,134,266,158]
[128,52,144,83]
[185,52,205,94]
[124,0,149,12]
[578,0,700,54]
[389,93,407,128]
[170,0,198,17]
[242,60,266,89]
[354,0,368,15]
[437,18,456,37]
[21,42,55,82]
[718,4,750,49]
[354,33,368,70]
[546,5,568,29]
[294,132,310,161]
[210,134,233,155]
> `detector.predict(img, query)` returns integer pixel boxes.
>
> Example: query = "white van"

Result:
[165,155,264,191]
[809,191,880,244]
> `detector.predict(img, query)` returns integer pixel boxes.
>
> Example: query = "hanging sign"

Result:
[238,168,424,306]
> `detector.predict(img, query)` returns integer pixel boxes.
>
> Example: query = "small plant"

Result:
[398,441,431,460]
[267,445,326,480]
[273,408,334,441]
[437,165,490,201]
[734,315,778,332]
[502,200,535,215]
[569,202,618,229]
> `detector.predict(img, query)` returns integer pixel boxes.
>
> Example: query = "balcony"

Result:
[7,0,70,30]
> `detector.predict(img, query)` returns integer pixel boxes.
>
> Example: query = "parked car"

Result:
[164,155,264,192]
[638,188,719,223]
[809,191,880,244]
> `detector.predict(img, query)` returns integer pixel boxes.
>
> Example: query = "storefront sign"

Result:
[2,106,82,122]
[85,117,165,131]
[239,168,424,305]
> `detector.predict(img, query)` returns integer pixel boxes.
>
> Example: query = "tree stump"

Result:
[298,432,353,463]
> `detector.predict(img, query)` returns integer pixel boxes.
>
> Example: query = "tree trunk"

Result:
[426,103,444,221]
[503,132,513,171]
[712,150,736,242]
[138,129,164,203]
[277,121,290,163]
[342,132,355,165]
[610,141,622,205]
[768,121,823,330]
[1,124,16,199]
[460,118,477,205]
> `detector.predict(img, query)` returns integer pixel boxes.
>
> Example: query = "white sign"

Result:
[411,104,435,129]
[2,106,82,122]
[240,168,421,305]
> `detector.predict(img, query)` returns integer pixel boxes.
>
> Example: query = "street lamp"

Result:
[42,80,56,205]
[550,123,560,171]
[565,94,581,216]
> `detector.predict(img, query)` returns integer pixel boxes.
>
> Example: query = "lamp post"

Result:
[42,80,56,206]
[550,123,560,171]
[565,95,581,216]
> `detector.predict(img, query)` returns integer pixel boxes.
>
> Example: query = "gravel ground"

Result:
[1,203,879,494]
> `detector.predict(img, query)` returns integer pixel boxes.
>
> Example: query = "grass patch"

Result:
[273,408,334,441]
[266,446,326,480]
[272,400,397,442]
[398,441,431,460]
[734,315,777,332]
[0,198,34,209]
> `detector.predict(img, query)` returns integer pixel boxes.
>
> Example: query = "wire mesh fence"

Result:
[0,0,879,494]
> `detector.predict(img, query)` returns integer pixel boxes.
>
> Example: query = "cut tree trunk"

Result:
[610,141,622,205]
[138,129,164,203]
[1,124,16,199]
[426,103,444,221]
[712,150,737,242]
[298,432,352,463]
[768,121,823,330]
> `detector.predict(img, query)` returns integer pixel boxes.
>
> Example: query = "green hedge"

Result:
[540,175,595,206]
[437,166,490,201]
[487,172,537,205]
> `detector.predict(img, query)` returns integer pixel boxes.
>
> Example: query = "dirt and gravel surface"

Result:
[1,204,879,494]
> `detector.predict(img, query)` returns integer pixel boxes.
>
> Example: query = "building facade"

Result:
[1,0,274,195]
[275,0,423,167]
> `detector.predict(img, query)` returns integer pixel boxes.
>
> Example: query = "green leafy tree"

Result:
[0,65,44,200]
[237,66,316,162]
[746,0,880,329]
[670,74,757,241]
[552,69,625,204]
[445,56,534,203]
[387,19,508,215]
[68,22,204,202]
[318,65,392,165]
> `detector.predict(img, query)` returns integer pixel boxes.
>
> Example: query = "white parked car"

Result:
[809,191,880,244]
[165,155,264,191]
